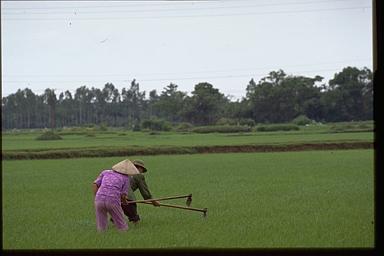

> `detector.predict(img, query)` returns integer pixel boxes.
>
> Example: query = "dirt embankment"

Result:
[195,142,373,153]
[2,142,373,160]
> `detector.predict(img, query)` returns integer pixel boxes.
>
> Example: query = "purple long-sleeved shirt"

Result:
[94,170,130,205]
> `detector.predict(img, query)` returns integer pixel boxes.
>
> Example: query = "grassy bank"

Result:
[2,141,373,160]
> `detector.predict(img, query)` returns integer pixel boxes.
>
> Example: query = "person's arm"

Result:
[92,183,99,197]
[93,170,104,197]
[137,175,160,206]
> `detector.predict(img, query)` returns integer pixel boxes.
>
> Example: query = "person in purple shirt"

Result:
[92,159,139,232]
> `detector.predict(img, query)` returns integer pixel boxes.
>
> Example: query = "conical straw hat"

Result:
[112,159,140,176]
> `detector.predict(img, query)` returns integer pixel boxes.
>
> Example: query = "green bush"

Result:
[36,131,63,140]
[132,123,142,131]
[192,125,251,133]
[292,115,312,126]
[238,118,256,127]
[99,122,108,131]
[82,123,96,128]
[216,118,238,126]
[215,118,256,127]
[174,122,194,132]
[141,118,172,131]
[256,124,300,132]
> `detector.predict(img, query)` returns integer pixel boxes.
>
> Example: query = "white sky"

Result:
[1,0,372,100]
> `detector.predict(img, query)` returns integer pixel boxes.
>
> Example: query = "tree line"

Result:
[1,66,373,130]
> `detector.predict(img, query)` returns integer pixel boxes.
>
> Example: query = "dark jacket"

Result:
[127,173,152,200]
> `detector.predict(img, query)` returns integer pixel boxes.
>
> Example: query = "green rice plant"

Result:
[2,150,374,249]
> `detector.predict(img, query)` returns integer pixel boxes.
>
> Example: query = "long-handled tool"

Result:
[124,194,192,206]
[140,201,207,217]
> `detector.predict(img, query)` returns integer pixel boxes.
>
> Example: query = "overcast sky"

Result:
[1,0,372,100]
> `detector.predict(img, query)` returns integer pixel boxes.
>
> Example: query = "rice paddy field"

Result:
[2,129,373,151]
[2,149,374,249]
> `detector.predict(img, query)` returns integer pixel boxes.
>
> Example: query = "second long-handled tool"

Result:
[124,194,192,206]
[140,201,207,217]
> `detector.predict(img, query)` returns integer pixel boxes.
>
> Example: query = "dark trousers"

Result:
[121,201,140,222]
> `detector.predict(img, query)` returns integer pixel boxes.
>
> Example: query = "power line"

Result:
[2,0,362,15]
[2,6,371,21]
[1,1,199,10]
[2,67,371,84]
[1,0,362,11]
[3,58,372,78]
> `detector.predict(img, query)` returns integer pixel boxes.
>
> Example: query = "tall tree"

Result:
[101,83,120,125]
[57,90,76,127]
[74,86,93,125]
[246,71,323,123]
[155,83,187,122]
[147,89,160,117]
[2,94,18,129]
[321,67,373,121]
[43,88,57,129]
[92,87,105,124]
[121,79,145,128]
[183,82,228,125]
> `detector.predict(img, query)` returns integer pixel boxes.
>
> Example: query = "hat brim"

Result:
[112,160,140,176]
[134,164,147,173]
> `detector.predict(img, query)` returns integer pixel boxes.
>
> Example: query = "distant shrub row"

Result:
[191,125,252,133]
[18,118,374,136]
[141,118,172,131]
[36,131,62,140]
[256,124,300,132]
[34,123,299,136]
[329,121,374,132]
[216,118,256,127]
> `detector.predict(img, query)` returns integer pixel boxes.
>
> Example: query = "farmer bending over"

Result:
[121,159,160,224]
[92,159,139,232]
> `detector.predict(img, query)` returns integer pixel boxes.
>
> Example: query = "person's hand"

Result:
[121,195,129,205]
[152,200,160,207]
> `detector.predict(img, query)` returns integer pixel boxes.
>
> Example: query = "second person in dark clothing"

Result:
[121,159,160,223]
